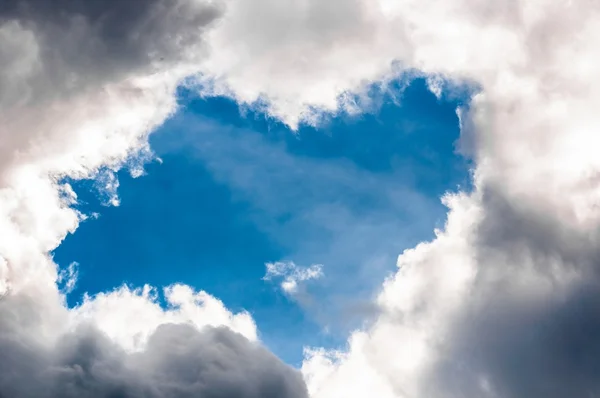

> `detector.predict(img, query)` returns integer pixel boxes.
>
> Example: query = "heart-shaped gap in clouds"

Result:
[52,76,473,365]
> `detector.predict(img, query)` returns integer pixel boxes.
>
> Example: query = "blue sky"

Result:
[53,77,471,365]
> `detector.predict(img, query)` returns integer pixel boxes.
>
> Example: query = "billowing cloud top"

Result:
[2,0,600,398]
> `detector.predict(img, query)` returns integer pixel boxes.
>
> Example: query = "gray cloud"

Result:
[0,3,310,397]
[422,185,600,398]
[157,112,447,335]
[430,281,600,398]
[0,292,308,398]
[476,185,600,275]
[5,0,600,397]
[0,0,221,103]
[0,0,221,180]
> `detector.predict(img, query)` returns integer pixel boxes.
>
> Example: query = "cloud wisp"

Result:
[264,261,324,296]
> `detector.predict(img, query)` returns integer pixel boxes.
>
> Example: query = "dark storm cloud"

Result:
[0,0,222,106]
[0,2,309,397]
[0,0,222,64]
[423,186,600,398]
[476,185,600,271]
[0,293,308,398]
[428,281,600,398]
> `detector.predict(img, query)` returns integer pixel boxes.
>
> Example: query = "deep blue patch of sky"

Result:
[53,77,473,365]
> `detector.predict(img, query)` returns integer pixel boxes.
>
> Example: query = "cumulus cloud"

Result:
[0,0,307,397]
[0,0,221,296]
[71,284,258,351]
[0,290,307,398]
[3,0,600,397]
[293,2,600,398]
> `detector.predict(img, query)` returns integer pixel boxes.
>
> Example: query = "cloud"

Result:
[0,290,307,398]
[57,261,78,295]
[3,0,600,397]
[264,261,324,295]
[295,2,600,397]
[0,281,308,398]
[71,284,258,351]
[0,1,307,397]
[161,112,447,332]
[0,0,220,106]
[0,0,222,296]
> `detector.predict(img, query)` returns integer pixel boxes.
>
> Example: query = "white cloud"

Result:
[0,1,306,396]
[57,261,78,295]
[2,0,600,397]
[0,289,306,398]
[71,283,258,351]
[264,261,324,295]
[93,170,121,207]
[303,191,482,398]
[0,0,220,297]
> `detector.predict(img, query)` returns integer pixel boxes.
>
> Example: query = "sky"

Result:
[52,78,471,364]
[3,1,600,398]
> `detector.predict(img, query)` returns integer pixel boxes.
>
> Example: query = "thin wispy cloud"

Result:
[57,261,78,295]
[263,261,324,296]
[160,110,453,332]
